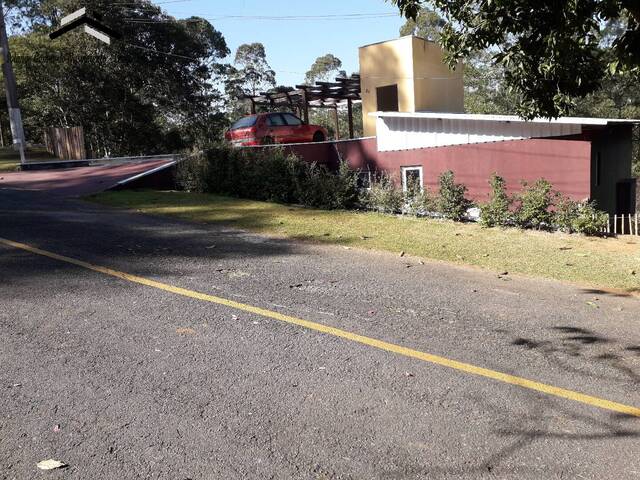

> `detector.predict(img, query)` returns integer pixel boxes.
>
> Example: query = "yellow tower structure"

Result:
[359,36,464,137]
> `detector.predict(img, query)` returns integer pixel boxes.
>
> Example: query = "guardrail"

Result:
[87,154,180,165]
[21,154,181,171]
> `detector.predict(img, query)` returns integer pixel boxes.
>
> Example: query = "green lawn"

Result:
[89,190,640,293]
[0,147,56,172]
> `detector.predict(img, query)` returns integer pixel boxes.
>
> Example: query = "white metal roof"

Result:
[370,111,640,126]
[371,111,638,152]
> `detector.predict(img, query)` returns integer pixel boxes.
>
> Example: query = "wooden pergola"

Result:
[244,74,361,139]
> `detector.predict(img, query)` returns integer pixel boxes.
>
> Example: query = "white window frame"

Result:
[401,166,424,192]
[357,169,372,191]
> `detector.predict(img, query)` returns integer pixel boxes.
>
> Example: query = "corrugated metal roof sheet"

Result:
[370,111,640,125]
[371,112,639,152]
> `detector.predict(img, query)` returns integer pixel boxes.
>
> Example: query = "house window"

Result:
[376,84,399,112]
[401,166,423,193]
[595,152,602,187]
[357,170,372,190]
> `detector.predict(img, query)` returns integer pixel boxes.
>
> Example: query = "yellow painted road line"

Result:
[2,235,640,418]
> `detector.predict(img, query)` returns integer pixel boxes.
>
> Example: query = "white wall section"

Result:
[375,114,583,152]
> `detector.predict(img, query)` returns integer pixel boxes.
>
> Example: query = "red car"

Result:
[225,112,328,146]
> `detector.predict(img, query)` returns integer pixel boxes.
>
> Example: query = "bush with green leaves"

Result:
[178,151,610,236]
[403,176,439,216]
[438,170,472,221]
[334,160,361,209]
[571,201,609,235]
[175,152,207,193]
[553,195,580,233]
[480,173,512,227]
[364,173,404,214]
[175,144,360,210]
[515,179,554,229]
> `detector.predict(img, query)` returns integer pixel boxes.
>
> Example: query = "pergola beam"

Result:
[245,74,361,138]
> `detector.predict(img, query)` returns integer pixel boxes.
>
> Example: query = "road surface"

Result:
[1,188,639,479]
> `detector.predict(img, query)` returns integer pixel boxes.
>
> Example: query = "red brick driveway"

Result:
[0,160,173,197]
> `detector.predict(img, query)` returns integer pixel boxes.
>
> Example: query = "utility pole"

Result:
[0,1,26,164]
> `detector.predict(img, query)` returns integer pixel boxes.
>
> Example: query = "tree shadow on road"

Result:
[0,191,305,288]
[510,325,640,384]
[399,325,640,477]
[404,383,639,478]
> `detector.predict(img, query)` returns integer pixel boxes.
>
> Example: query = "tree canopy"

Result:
[4,0,229,156]
[398,9,444,41]
[305,54,346,84]
[229,43,276,97]
[389,0,640,119]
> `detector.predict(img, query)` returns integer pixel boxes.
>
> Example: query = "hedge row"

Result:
[176,146,609,236]
[176,145,359,210]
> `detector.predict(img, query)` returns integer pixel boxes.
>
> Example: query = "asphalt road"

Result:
[1,188,639,479]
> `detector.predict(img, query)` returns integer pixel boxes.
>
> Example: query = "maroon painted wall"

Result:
[284,137,593,203]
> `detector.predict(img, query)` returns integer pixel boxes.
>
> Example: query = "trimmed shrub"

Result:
[175,152,207,192]
[176,144,360,210]
[334,160,361,209]
[480,173,512,227]
[571,201,609,235]
[403,183,439,216]
[296,162,336,208]
[438,170,472,221]
[515,179,554,229]
[553,195,579,233]
[364,173,404,214]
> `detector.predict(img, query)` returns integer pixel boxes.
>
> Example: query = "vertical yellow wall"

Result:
[359,36,415,137]
[359,36,464,136]
[411,37,464,114]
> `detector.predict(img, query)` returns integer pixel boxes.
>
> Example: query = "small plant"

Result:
[175,151,207,192]
[515,178,554,229]
[438,170,472,221]
[553,195,579,233]
[403,176,438,216]
[571,201,609,235]
[333,160,360,209]
[364,173,404,214]
[480,173,512,227]
[296,162,336,208]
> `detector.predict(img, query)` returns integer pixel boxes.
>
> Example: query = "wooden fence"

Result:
[605,213,640,236]
[43,126,86,160]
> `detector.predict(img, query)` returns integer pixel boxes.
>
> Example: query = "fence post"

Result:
[636,213,638,236]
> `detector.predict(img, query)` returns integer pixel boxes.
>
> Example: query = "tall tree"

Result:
[305,54,345,84]
[398,8,444,41]
[303,54,351,139]
[228,42,276,97]
[389,0,640,119]
[5,0,229,155]
[223,42,276,119]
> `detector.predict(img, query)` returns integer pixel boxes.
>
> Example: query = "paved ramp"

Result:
[0,159,174,197]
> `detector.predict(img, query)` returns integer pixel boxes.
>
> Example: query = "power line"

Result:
[123,14,398,24]
[126,42,198,60]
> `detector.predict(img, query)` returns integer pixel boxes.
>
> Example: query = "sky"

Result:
[160,0,406,86]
